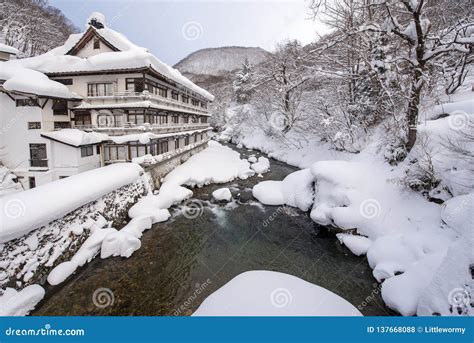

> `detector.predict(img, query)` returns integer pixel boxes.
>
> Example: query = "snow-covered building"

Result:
[0,43,19,62]
[0,12,213,189]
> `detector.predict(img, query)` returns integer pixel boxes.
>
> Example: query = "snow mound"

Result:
[336,234,372,256]
[193,271,362,316]
[0,285,45,316]
[212,188,232,201]
[163,141,255,186]
[251,156,270,174]
[252,169,314,211]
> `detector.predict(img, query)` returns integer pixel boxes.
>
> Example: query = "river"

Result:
[33,144,393,316]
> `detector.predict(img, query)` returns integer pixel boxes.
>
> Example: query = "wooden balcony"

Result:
[86,91,209,116]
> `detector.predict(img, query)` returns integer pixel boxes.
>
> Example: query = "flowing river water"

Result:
[33,144,393,316]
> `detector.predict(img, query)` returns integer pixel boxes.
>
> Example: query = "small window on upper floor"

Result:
[28,122,41,130]
[93,38,100,50]
[16,98,38,107]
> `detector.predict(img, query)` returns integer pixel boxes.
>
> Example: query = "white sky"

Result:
[50,0,328,64]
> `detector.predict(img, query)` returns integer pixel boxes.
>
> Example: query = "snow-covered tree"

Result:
[0,0,78,57]
[233,58,255,104]
[255,40,310,133]
[309,0,474,153]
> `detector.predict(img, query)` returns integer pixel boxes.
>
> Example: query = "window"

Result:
[93,38,100,49]
[55,79,73,85]
[200,117,208,124]
[127,112,145,125]
[171,91,179,100]
[29,144,47,168]
[129,143,147,159]
[87,83,113,96]
[175,139,180,150]
[183,116,189,124]
[158,115,168,125]
[158,86,167,98]
[191,99,199,106]
[158,140,169,154]
[52,99,68,115]
[184,136,190,146]
[96,145,100,155]
[81,146,94,157]
[104,145,127,161]
[182,95,189,104]
[54,122,71,129]
[201,102,207,109]
[16,99,38,107]
[172,115,179,124]
[126,78,144,93]
[29,177,36,189]
[28,122,41,130]
[74,113,91,126]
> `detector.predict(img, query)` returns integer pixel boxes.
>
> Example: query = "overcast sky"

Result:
[49,0,328,65]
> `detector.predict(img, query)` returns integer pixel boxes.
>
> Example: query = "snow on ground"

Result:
[249,93,473,316]
[0,163,143,243]
[163,141,255,186]
[193,271,362,316]
[47,141,257,285]
[212,188,232,201]
[0,285,45,316]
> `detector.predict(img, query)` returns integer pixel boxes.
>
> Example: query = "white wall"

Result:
[75,38,115,58]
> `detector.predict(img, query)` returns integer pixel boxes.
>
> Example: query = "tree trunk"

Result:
[406,70,423,152]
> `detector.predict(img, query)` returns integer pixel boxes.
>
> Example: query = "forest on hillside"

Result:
[0,0,77,57]
[216,0,473,162]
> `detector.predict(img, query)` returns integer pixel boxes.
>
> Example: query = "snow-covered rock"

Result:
[0,285,45,316]
[251,156,270,174]
[252,169,314,211]
[193,271,362,316]
[336,234,372,256]
[212,188,232,201]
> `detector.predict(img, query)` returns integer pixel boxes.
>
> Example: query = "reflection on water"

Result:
[34,145,392,316]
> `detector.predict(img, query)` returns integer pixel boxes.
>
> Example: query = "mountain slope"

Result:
[174,46,270,77]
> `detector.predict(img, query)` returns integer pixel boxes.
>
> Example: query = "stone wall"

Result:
[0,179,148,292]
[145,142,208,188]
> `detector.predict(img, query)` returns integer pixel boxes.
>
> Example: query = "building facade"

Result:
[0,13,213,190]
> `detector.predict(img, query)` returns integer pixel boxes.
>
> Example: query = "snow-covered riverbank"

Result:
[222,87,474,316]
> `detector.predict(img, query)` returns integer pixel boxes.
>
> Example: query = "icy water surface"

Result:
[34,144,393,316]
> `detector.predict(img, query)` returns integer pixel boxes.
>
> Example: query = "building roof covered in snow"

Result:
[41,129,109,147]
[3,13,214,101]
[0,43,19,55]
[0,64,81,99]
